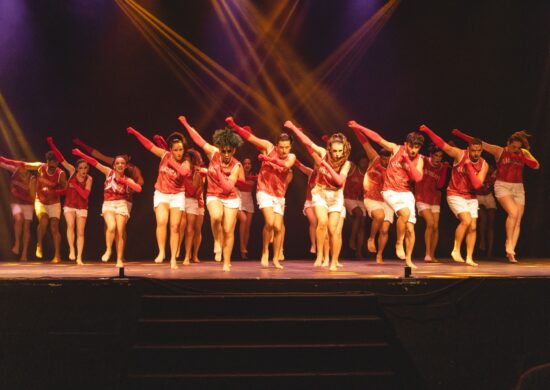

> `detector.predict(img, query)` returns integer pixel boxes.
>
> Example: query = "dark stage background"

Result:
[1,0,548,261]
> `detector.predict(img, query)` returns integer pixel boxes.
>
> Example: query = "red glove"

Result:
[167,159,191,177]
[347,121,382,144]
[117,176,142,193]
[0,156,26,167]
[419,125,446,149]
[402,154,423,182]
[72,148,99,168]
[320,160,345,188]
[464,162,482,189]
[178,116,206,148]
[47,137,66,163]
[451,129,474,143]
[72,138,95,154]
[127,127,154,150]
[225,117,252,140]
[153,134,168,150]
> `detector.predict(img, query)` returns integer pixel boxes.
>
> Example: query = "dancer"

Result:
[284,120,351,271]
[47,137,92,264]
[349,121,424,269]
[349,125,393,264]
[452,129,539,262]
[414,144,449,262]
[179,116,244,271]
[476,164,497,258]
[0,157,36,261]
[72,149,142,267]
[127,128,190,269]
[343,158,367,259]
[225,117,296,269]
[420,125,488,266]
[182,149,206,265]
[235,157,257,259]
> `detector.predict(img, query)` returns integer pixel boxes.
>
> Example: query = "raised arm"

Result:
[347,121,398,154]
[126,127,166,158]
[452,129,503,159]
[283,120,325,158]
[72,148,111,176]
[47,137,75,176]
[419,125,463,161]
[178,116,217,158]
[0,160,17,172]
[225,117,273,152]
[293,158,314,177]
[73,137,115,166]
[350,126,379,161]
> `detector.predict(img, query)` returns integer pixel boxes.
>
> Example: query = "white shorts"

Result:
[302,200,313,216]
[364,198,394,223]
[63,206,89,218]
[11,203,34,221]
[238,190,255,213]
[381,190,416,224]
[185,197,205,216]
[206,195,241,209]
[494,180,525,205]
[34,200,61,219]
[416,202,441,214]
[447,195,478,219]
[477,193,497,210]
[256,190,285,215]
[311,185,344,214]
[102,200,130,217]
[154,190,185,210]
[344,198,366,217]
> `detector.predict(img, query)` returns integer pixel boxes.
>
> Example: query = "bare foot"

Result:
[451,250,465,263]
[222,263,231,272]
[349,240,356,251]
[69,251,76,261]
[51,256,61,264]
[506,253,518,263]
[310,246,316,254]
[154,253,165,263]
[170,260,178,269]
[214,252,222,262]
[116,261,124,268]
[329,263,338,271]
[241,252,248,259]
[405,260,417,269]
[273,260,284,269]
[192,257,200,263]
[321,258,329,267]
[11,244,20,255]
[101,250,111,262]
[466,259,478,267]
[376,257,384,264]
[182,258,190,266]
[424,255,439,263]
[367,238,376,253]
[336,261,343,268]
[261,254,269,268]
[35,245,43,259]
[395,243,406,260]
[313,258,323,267]
[20,254,28,262]
[76,258,84,265]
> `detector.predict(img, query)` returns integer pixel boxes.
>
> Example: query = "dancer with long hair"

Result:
[72,149,142,267]
[47,137,93,264]
[179,116,244,271]
[452,129,539,262]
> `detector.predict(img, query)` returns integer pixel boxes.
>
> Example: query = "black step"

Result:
[136,315,387,345]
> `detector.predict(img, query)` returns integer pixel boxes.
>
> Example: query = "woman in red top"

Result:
[72,149,142,268]
[47,137,93,265]
[285,120,351,271]
[179,116,244,272]
[452,129,539,262]
[235,157,257,260]
[127,128,191,269]
[0,157,36,261]
[343,158,367,259]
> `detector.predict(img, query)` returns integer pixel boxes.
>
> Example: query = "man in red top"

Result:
[420,125,488,266]
[348,121,424,269]
[225,117,296,269]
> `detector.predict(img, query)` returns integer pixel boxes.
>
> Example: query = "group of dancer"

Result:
[0,115,539,271]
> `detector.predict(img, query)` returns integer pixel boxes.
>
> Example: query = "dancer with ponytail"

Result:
[179,116,244,272]
[452,129,539,262]
[47,137,92,264]
[72,149,142,267]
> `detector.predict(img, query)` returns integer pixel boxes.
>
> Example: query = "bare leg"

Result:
[395,209,410,261]
[328,212,343,271]
[335,215,345,267]
[497,196,519,259]
[314,206,329,266]
[348,207,360,251]
[114,214,128,267]
[12,213,23,255]
[154,204,169,262]
[65,211,77,260]
[305,207,317,253]
[20,220,31,261]
[510,204,524,261]
[350,208,364,258]
[368,209,383,253]
[238,210,248,258]
[465,218,478,266]
[272,214,284,269]
[103,212,117,261]
[207,200,224,261]
[260,207,275,267]
[183,213,197,265]
[221,207,238,271]
[36,214,49,259]
[75,215,87,264]
[192,215,204,262]
[377,221,390,263]
[420,209,435,262]
[404,221,416,269]
[176,211,187,259]
[431,212,440,261]
[452,212,472,263]
[50,218,62,262]
[168,208,183,268]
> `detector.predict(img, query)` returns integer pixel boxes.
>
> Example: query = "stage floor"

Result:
[0,258,548,279]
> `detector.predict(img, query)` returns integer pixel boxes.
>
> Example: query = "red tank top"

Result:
[125,162,141,202]
[383,146,419,193]
[104,170,132,201]
[257,147,292,198]
[496,149,524,183]
[65,174,90,209]
[364,157,385,201]
[183,171,205,206]
[447,150,486,199]
[36,164,63,205]
[10,168,34,205]
[415,157,443,205]
[154,152,186,194]
[344,164,365,200]
[315,155,347,190]
[206,151,240,199]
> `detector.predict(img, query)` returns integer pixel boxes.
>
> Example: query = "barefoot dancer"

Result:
[420,125,488,267]
[127,128,191,269]
[179,116,244,272]
[225,117,296,269]
[285,121,351,271]
[0,157,36,261]
[349,121,424,269]
[47,137,92,265]
[452,129,539,262]
[414,144,449,263]
[182,149,206,265]
[72,149,142,267]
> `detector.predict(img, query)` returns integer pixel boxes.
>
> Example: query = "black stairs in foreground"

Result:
[127,292,416,389]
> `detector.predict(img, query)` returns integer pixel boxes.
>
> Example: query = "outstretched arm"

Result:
[348,121,397,154]
[47,137,75,176]
[293,158,314,177]
[452,128,503,160]
[419,125,463,161]
[225,117,272,152]
[351,126,379,161]
[73,138,114,165]
[258,152,296,169]
[127,127,166,158]
[72,148,111,176]
[521,148,540,169]
[283,120,325,158]
[178,116,217,158]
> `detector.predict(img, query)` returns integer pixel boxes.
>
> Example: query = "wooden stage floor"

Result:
[1,258,549,279]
